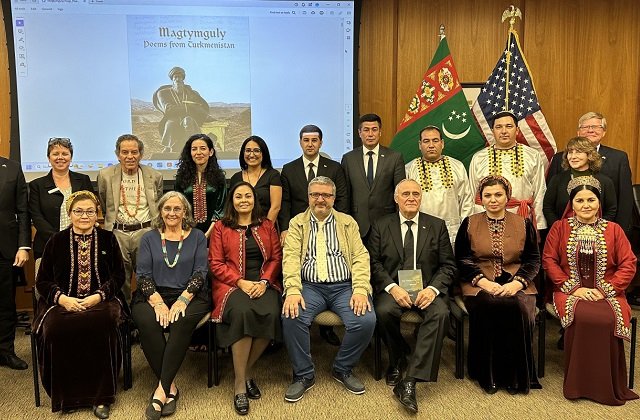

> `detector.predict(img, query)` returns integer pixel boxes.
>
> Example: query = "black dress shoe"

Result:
[93,404,110,419]
[234,393,249,415]
[245,379,261,399]
[482,384,498,395]
[393,379,418,414]
[506,386,518,395]
[320,326,341,346]
[385,359,405,386]
[0,353,28,370]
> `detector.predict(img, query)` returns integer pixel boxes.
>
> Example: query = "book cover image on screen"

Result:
[128,15,251,160]
[5,1,357,179]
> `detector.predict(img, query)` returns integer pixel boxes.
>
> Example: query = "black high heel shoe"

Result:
[245,379,261,399]
[234,393,249,415]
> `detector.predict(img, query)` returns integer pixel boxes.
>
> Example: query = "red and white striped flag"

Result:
[471,28,556,167]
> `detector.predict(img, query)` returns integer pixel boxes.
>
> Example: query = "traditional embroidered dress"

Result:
[469,144,547,229]
[455,212,541,393]
[175,174,226,234]
[33,227,126,412]
[543,217,638,405]
[405,155,474,244]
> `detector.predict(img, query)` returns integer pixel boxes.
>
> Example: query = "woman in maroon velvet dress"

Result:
[543,176,638,405]
[33,191,127,418]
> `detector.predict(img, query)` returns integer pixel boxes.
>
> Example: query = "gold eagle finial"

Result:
[501,5,522,30]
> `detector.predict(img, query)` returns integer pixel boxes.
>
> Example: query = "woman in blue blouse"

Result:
[131,191,210,420]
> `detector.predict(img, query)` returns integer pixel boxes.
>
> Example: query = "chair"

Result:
[450,294,546,380]
[30,258,133,407]
[372,310,423,380]
[545,304,637,388]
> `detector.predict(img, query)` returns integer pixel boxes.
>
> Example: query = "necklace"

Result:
[244,168,264,186]
[161,229,184,268]
[417,157,453,192]
[120,170,141,217]
[489,145,524,178]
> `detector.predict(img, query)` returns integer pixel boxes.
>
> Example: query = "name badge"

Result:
[47,187,60,194]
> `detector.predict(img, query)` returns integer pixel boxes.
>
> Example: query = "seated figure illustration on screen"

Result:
[153,66,212,152]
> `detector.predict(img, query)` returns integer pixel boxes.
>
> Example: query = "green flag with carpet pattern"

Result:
[390,36,485,168]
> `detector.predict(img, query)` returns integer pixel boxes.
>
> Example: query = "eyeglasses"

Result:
[244,148,262,155]
[309,192,334,200]
[162,206,184,214]
[578,125,604,131]
[71,209,97,217]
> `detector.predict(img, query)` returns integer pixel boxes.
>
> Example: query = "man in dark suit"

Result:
[368,179,456,413]
[547,112,633,235]
[0,155,30,370]
[341,114,405,242]
[279,124,349,346]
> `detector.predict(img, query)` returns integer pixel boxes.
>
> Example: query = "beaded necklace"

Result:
[120,170,141,217]
[417,157,454,192]
[488,144,524,178]
[161,229,184,268]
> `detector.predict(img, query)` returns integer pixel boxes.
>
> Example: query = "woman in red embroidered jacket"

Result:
[543,176,638,405]
[209,181,282,415]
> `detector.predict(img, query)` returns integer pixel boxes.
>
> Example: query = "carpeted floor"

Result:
[2,310,638,420]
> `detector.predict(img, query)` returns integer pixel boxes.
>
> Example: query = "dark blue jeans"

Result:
[282,281,376,379]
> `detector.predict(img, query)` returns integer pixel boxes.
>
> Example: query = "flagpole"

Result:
[501,5,522,111]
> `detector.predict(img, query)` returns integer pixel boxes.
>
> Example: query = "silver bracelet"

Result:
[177,295,191,306]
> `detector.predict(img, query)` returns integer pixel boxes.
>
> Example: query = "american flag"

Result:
[471,29,556,167]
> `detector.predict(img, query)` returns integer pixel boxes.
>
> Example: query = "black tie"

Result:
[307,163,316,183]
[403,220,414,270]
[366,151,374,187]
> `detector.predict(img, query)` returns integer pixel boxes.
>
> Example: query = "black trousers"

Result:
[0,259,17,356]
[132,294,210,394]
[374,292,449,382]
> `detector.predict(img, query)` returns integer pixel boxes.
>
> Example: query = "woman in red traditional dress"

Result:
[543,176,638,405]
[209,181,282,415]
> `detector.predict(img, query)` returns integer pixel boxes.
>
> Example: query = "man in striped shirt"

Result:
[281,176,376,403]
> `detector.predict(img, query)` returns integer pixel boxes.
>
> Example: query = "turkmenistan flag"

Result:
[390,36,485,169]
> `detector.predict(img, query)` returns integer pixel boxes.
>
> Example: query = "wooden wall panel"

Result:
[357,0,397,144]
[358,0,639,181]
[524,0,640,167]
